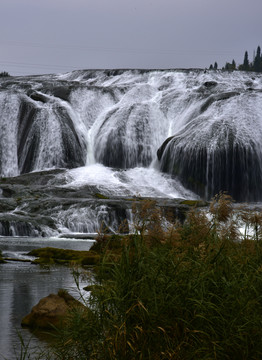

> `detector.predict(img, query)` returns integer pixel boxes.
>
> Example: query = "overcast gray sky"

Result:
[1,0,262,75]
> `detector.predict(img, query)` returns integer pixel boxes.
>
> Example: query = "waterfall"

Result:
[0,69,262,212]
[158,84,262,201]
[0,92,20,177]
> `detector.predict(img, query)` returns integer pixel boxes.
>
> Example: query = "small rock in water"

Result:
[21,290,85,330]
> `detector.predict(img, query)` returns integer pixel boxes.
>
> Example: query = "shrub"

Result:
[35,195,262,359]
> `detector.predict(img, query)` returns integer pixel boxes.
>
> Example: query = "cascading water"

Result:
[0,69,262,235]
[0,92,20,177]
[157,76,262,201]
[91,84,167,168]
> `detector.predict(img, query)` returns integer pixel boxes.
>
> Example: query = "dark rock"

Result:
[200,92,240,113]
[95,103,156,168]
[27,91,49,103]
[16,95,87,174]
[0,169,198,236]
[157,135,174,160]
[203,81,217,88]
[0,220,41,237]
[52,86,71,101]
[21,291,85,329]
[158,129,262,202]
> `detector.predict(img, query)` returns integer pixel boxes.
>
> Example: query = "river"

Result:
[1,68,262,358]
[0,236,95,360]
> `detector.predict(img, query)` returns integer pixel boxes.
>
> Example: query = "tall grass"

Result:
[40,194,262,359]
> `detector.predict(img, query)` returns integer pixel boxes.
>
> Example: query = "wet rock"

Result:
[199,92,240,113]
[0,250,5,264]
[21,291,85,330]
[158,126,262,202]
[0,220,41,237]
[27,91,50,103]
[52,86,71,101]
[203,81,217,88]
[0,169,201,236]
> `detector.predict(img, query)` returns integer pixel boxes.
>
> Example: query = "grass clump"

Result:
[0,250,5,263]
[180,199,208,207]
[33,194,262,359]
[94,192,109,199]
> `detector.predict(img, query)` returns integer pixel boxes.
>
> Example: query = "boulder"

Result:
[21,291,85,330]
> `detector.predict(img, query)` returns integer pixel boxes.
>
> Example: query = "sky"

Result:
[1,0,262,76]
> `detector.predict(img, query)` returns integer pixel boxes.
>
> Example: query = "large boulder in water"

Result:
[21,291,85,330]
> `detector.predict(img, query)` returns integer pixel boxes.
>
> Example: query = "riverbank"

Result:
[20,194,262,359]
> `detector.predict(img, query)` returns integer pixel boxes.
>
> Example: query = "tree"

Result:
[225,62,230,70]
[254,46,261,72]
[243,51,249,71]
[208,62,218,70]
[0,71,10,77]
[224,61,235,71]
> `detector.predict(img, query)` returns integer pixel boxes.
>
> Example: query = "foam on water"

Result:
[65,164,198,199]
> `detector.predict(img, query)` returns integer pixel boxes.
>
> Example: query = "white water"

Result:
[1,69,262,235]
[2,69,262,358]
[65,164,197,199]
[1,70,262,188]
[0,92,20,177]
[1,70,260,175]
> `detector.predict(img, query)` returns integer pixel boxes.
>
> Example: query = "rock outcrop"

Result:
[21,291,85,330]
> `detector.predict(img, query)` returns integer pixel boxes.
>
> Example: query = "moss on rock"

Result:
[28,247,100,266]
[180,199,208,207]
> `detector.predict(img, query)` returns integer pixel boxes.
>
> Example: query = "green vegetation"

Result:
[179,199,207,207]
[94,192,109,199]
[28,247,100,266]
[0,250,5,264]
[28,194,262,359]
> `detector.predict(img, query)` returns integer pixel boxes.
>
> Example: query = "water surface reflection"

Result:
[0,237,94,360]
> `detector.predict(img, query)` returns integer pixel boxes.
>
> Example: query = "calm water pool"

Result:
[0,237,94,360]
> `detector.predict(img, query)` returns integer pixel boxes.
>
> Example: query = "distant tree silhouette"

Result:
[254,46,262,72]
[224,60,236,71]
[209,45,262,73]
[209,62,218,70]
[225,62,230,70]
[0,71,10,77]
[239,49,256,71]
[243,51,250,70]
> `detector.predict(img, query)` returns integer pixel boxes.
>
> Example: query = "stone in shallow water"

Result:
[21,291,85,330]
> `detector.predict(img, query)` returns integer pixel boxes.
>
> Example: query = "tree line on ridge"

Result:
[209,45,262,72]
